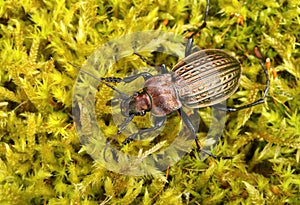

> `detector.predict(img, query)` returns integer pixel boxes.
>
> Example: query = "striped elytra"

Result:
[172,49,242,108]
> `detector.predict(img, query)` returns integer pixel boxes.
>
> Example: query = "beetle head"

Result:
[121,91,152,117]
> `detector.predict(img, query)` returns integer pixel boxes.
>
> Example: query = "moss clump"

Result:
[0,0,299,204]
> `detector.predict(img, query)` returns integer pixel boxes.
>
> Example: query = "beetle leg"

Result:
[153,64,168,74]
[178,108,216,158]
[120,116,166,148]
[70,61,153,83]
[133,51,156,67]
[122,72,153,82]
[117,114,135,134]
[185,0,210,57]
[185,38,194,57]
[213,99,265,112]
[134,52,169,74]
[100,72,153,84]
[103,114,135,161]
[95,73,153,100]
[100,72,153,93]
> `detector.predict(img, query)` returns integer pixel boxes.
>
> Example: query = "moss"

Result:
[0,0,299,204]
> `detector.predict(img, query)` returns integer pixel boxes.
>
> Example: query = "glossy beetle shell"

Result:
[172,49,241,108]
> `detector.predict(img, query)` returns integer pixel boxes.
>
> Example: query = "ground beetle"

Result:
[72,0,270,156]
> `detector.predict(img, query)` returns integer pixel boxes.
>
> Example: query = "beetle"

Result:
[72,0,270,156]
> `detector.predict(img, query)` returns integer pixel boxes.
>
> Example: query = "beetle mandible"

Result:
[73,0,270,156]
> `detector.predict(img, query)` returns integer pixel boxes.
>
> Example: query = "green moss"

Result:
[0,0,299,204]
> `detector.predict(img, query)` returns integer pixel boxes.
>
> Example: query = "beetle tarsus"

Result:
[101,77,123,83]
[195,138,217,158]
[121,133,138,148]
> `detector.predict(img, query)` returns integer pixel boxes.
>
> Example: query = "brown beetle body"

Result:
[127,49,241,117]
[74,0,269,156]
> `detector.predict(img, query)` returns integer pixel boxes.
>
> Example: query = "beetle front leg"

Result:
[178,108,216,158]
[120,116,166,148]
[100,72,153,84]
[123,72,153,82]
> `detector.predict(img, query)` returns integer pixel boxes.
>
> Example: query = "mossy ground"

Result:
[0,0,300,204]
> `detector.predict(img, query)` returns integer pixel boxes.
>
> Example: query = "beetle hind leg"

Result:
[178,108,216,158]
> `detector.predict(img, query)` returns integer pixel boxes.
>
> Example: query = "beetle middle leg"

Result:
[120,116,166,148]
[133,52,169,74]
[185,0,210,57]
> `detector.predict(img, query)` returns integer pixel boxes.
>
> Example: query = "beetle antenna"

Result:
[68,62,129,99]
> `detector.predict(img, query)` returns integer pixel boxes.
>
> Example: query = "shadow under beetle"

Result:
[72,0,270,157]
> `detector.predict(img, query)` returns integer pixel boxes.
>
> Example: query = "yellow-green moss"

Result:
[0,0,299,204]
